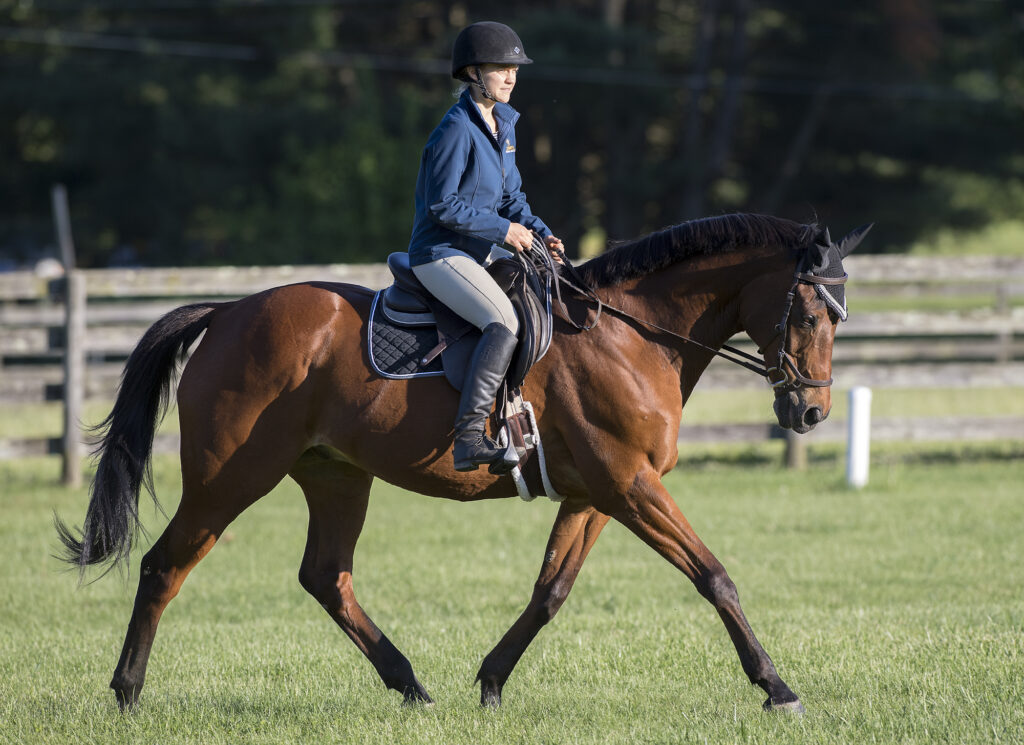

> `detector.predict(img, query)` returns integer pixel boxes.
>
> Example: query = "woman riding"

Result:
[407,21,563,474]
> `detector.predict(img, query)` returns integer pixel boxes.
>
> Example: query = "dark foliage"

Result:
[1,1,1020,267]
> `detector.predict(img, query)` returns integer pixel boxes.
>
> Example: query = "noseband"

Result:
[762,270,848,391]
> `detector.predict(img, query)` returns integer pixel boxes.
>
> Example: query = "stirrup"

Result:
[453,428,520,474]
[453,430,503,472]
[487,435,521,475]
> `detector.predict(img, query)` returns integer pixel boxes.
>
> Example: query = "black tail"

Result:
[55,302,220,576]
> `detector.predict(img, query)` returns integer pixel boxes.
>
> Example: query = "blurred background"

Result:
[1,0,1022,478]
[2,0,1022,268]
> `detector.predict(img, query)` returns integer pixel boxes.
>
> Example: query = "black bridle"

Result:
[760,269,848,390]
[525,235,845,390]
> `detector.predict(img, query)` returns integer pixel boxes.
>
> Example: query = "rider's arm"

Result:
[421,122,511,245]
[497,132,551,239]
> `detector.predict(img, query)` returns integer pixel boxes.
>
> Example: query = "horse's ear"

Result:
[837,223,873,258]
[810,242,830,271]
[809,227,832,271]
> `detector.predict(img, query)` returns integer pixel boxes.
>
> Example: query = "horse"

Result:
[57,212,870,714]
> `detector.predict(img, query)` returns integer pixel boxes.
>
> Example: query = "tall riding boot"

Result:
[452,323,518,473]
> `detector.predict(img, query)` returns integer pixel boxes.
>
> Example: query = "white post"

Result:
[846,386,872,488]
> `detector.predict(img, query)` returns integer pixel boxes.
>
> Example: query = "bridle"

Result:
[525,235,845,391]
[759,268,848,390]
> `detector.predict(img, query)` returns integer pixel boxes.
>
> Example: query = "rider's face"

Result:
[475,64,518,103]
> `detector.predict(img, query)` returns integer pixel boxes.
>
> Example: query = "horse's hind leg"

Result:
[110,432,302,709]
[110,496,244,709]
[477,502,609,706]
[290,455,432,704]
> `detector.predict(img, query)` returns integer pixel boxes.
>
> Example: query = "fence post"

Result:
[784,429,807,469]
[61,271,86,487]
[52,184,84,487]
[846,386,872,488]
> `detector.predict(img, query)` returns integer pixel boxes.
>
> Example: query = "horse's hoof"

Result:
[111,685,139,713]
[479,682,502,708]
[481,692,502,708]
[402,686,434,707]
[763,697,805,714]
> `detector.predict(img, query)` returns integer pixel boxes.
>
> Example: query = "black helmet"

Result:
[451,22,533,80]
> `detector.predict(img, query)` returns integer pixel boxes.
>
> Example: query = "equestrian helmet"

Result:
[451,22,532,80]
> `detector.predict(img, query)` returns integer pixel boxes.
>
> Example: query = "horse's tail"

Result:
[55,302,221,576]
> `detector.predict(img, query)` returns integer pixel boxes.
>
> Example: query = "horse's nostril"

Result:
[803,407,823,427]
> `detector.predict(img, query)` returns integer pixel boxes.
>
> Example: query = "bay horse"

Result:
[57,213,869,714]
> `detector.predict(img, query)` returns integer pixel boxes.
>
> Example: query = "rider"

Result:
[408,21,563,473]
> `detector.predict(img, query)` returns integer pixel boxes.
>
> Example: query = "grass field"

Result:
[1,448,1022,745]
[3,384,1023,441]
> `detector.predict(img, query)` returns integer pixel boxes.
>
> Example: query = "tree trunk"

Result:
[704,0,750,192]
[680,0,720,219]
[759,83,833,215]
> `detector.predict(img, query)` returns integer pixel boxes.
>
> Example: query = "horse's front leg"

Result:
[612,470,804,713]
[476,502,609,706]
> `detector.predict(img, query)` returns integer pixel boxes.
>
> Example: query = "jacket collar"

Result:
[458,88,518,144]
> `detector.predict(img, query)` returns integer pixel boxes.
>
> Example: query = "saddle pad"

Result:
[368,291,445,379]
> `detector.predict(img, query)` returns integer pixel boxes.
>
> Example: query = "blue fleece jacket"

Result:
[407,89,551,267]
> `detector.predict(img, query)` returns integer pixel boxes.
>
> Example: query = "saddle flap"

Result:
[486,257,523,294]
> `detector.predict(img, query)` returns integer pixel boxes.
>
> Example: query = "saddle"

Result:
[372,251,553,392]
[367,249,558,491]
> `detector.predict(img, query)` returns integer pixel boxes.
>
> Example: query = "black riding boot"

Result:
[452,323,518,473]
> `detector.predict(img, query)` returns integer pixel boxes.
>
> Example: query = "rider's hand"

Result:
[504,222,534,253]
[545,235,565,264]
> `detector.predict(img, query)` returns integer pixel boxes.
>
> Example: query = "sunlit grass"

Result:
[681,385,1024,425]
[908,219,1024,257]
[847,290,1024,313]
[0,401,180,439]
[4,385,1021,441]
[1,452,1021,744]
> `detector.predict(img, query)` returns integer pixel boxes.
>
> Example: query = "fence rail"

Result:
[2,255,1022,473]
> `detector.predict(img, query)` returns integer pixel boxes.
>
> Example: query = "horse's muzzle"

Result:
[774,391,828,434]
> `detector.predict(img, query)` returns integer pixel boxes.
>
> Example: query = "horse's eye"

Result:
[802,314,818,328]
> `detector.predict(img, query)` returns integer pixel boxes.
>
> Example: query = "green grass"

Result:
[846,291,1024,313]
[908,219,1024,257]
[0,401,181,440]
[1,452,1022,744]
[681,385,1024,425]
[4,385,1021,440]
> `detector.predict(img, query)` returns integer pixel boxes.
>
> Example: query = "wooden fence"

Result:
[2,255,1022,478]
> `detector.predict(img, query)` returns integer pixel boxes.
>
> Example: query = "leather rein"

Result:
[524,235,846,390]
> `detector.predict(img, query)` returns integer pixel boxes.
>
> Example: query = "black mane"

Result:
[576,213,819,287]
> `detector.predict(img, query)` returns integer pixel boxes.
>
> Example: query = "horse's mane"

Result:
[576,213,819,287]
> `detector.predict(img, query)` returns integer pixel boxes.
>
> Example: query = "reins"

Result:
[526,235,847,388]
[526,235,768,379]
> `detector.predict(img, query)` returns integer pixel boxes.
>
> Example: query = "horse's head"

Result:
[744,223,872,434]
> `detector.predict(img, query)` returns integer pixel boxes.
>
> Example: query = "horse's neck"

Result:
[603,254,765,342]
[597,249,782,389]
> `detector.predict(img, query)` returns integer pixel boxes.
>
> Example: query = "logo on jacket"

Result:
[505,139,515,153]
